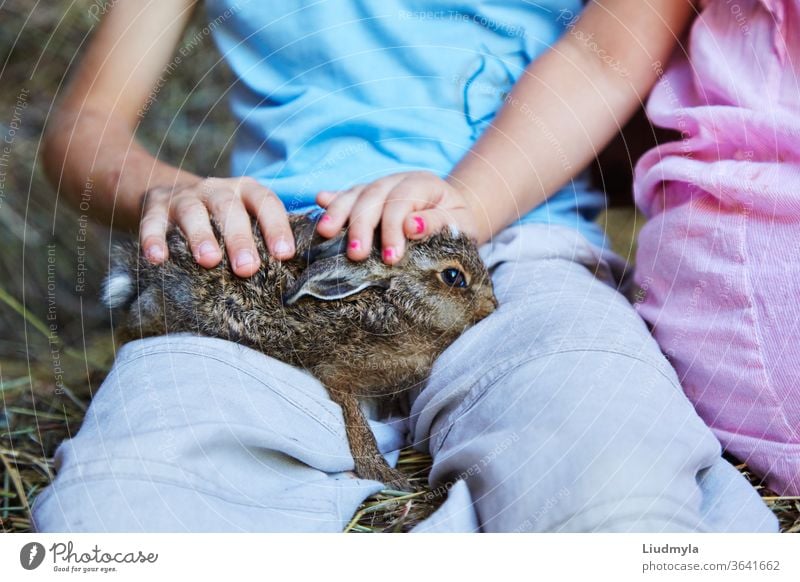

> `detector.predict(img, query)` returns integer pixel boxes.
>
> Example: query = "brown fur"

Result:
[104,212,497,490]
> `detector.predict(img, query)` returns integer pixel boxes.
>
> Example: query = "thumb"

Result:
[403,207,473,240]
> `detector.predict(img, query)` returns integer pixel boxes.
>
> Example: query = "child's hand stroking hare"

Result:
[102,212,497,490]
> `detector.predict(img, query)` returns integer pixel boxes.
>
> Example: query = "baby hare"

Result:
[102,212,497,490]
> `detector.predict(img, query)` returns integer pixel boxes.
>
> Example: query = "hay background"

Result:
[1,0,797,533]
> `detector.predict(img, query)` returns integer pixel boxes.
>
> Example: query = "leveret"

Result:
[102,212,497,490]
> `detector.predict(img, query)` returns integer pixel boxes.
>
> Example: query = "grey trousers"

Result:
[32,224,778,532]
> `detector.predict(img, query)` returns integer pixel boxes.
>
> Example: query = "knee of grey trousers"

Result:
[31,335,401,532]
[408,224,778,533]
[31,224,778,532]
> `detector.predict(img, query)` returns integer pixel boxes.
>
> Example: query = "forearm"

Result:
[40,0,200,230]
[42,105,200,231]
[39,0,295,274]
[450,0,695,243]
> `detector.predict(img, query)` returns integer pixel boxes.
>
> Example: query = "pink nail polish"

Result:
[321,214,332,222]
[383,247,396,261]
[349,240,361,251]
[413,216,425,234]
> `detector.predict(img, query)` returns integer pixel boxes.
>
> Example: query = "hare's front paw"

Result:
[355,456,415,492]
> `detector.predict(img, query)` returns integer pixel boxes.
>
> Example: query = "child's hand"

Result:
[140,176,296,278]
[315,171,478,265]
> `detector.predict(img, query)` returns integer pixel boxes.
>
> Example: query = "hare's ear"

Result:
[302,233,348,263]
[283,257,390,305]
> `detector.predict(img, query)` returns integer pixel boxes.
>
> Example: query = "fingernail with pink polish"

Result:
[413,216,425,234]
[349,240,361,251]
[321,214,332,222]
[383,247,396,262]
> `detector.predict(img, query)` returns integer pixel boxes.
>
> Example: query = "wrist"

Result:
[126,161,200,221]
[445,176,494,245]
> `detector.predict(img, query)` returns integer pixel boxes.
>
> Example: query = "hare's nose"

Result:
[474,295,497,321]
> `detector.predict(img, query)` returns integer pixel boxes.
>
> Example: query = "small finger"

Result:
[316,186,362,238]
[380,192,420,265]
[316,190,336,207]
[139,191,171,264]
[172,196,223,268]
[207,194,261,277]
[244,187,295,260]
[347,184,393,261]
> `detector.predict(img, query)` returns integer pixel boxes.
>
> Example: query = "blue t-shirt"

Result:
[207,0,605,246]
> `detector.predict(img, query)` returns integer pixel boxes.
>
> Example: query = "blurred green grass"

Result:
[0,0,236,359]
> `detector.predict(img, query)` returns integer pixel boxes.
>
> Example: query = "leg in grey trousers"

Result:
[31,224,778,532]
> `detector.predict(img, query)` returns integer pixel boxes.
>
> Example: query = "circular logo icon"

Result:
[20,542,46,570]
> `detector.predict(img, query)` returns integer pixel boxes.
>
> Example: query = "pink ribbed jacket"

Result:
[633,0,800,494]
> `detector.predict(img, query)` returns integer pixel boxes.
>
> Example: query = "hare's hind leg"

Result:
[328,387,413,492]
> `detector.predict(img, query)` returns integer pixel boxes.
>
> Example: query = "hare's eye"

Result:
[440,268,468,288]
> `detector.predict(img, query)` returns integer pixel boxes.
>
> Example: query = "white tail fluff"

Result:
[101,271,134,308]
